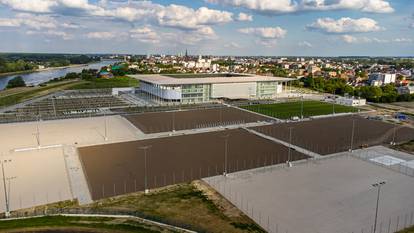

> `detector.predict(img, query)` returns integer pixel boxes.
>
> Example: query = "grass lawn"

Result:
[31,182,263,233]
[393,140,414,154]
[0,80,81,108]
[69,76,138,90]
[241,100,357,119]
[0,215,167,233]
[399,226,414,233]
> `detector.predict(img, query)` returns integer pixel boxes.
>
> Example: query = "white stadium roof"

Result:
[129,73,293,85]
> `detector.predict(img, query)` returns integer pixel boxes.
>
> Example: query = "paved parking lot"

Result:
[205,155,414,233]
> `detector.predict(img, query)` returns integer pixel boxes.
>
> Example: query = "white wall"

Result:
[140,82,182,100]
[211,82,257,99]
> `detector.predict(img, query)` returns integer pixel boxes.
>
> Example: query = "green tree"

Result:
[6,76,26,88]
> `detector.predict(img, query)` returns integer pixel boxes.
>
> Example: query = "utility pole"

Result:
[139,145,152,194]
[221,134,230,176]
[372,181,386,233]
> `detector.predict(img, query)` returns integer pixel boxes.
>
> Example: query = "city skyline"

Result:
[0,0,413,56]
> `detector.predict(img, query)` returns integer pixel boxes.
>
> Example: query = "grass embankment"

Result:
[393,140,414,154]
[0,80,83,108]
[86,182,263,233]
[0,216,167,233]
[11,182,263,233]
[241,100,357,119]
[69,76,138,90]
[399,226,414,233]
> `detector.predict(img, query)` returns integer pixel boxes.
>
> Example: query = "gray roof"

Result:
[129,73,293,85]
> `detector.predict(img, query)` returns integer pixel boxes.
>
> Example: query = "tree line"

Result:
[296,76,414,103]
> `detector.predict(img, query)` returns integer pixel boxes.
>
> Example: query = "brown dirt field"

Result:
[123,107,270,134]
[251,115,414,155]
[78,129,308,200]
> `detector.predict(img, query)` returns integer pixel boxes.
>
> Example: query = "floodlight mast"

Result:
[221,134,230,176]
[350,118,355,152]
[287,127,293,164]
[139,145,152,194]
[372,181,386,233]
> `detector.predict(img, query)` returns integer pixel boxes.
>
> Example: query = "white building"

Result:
[368,73,396,86]
[131,73,293,103]
[336,97,366,106]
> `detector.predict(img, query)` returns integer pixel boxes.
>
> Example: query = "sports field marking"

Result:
[370,155,406,166]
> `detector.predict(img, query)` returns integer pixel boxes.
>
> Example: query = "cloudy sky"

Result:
[0,0,413,56]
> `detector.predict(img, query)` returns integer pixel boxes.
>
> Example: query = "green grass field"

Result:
[0,215,164,233]
[241,101,357,119]
[69,76,139,90]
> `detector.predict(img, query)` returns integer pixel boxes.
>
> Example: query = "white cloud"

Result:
[0,0,57,13]
[298,41,312,48]
[61,22,81,29]
[307,17,383,34]
[26,29,73,40]
[224,42,241,48]
[156,5,233,30]
[130,26,160,44]
[238,27,287,47]
[341,35,412,44]
[341,35,358,43]
[206,0,394,14]
[86,31,117,40]
[392,38,413,43]
[237,12,253,21]
[0,13,57,30]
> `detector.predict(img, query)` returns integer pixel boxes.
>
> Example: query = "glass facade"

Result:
[256,81,278,98]
[181,84,211,103]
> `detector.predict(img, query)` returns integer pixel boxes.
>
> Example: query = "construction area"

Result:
[0,87,414,233]
[124,107,271,134]
[252,115,414,155]
[77,128,307,200]
[205,152,414,233]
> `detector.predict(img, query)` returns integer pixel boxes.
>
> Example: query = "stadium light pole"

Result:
[300,95,304,119]
[372,181,386,233]
[391,125,397,145]
[332,90,335,115]
[221,134,230,176]
[139,145,152,194]
[1,156,11,217]
[287,127,293,166]
[349,118,355,152]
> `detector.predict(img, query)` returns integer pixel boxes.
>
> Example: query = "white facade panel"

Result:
[211,82,257,99]
[140,82,182,100]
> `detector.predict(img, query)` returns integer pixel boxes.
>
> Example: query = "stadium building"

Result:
[130,73,293,103]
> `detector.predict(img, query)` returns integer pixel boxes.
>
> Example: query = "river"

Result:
[0,59,119,90]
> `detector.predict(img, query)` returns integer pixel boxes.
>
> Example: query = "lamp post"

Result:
[221,134,230,176]
[139,145,152,194]
[372,181,386,233]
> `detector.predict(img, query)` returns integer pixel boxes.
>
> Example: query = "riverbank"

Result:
[0,64,89,78]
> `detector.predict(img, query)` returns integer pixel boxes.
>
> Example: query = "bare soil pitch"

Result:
[251,115,414,155]
[124,107,270,134]
[78,129,307,200]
